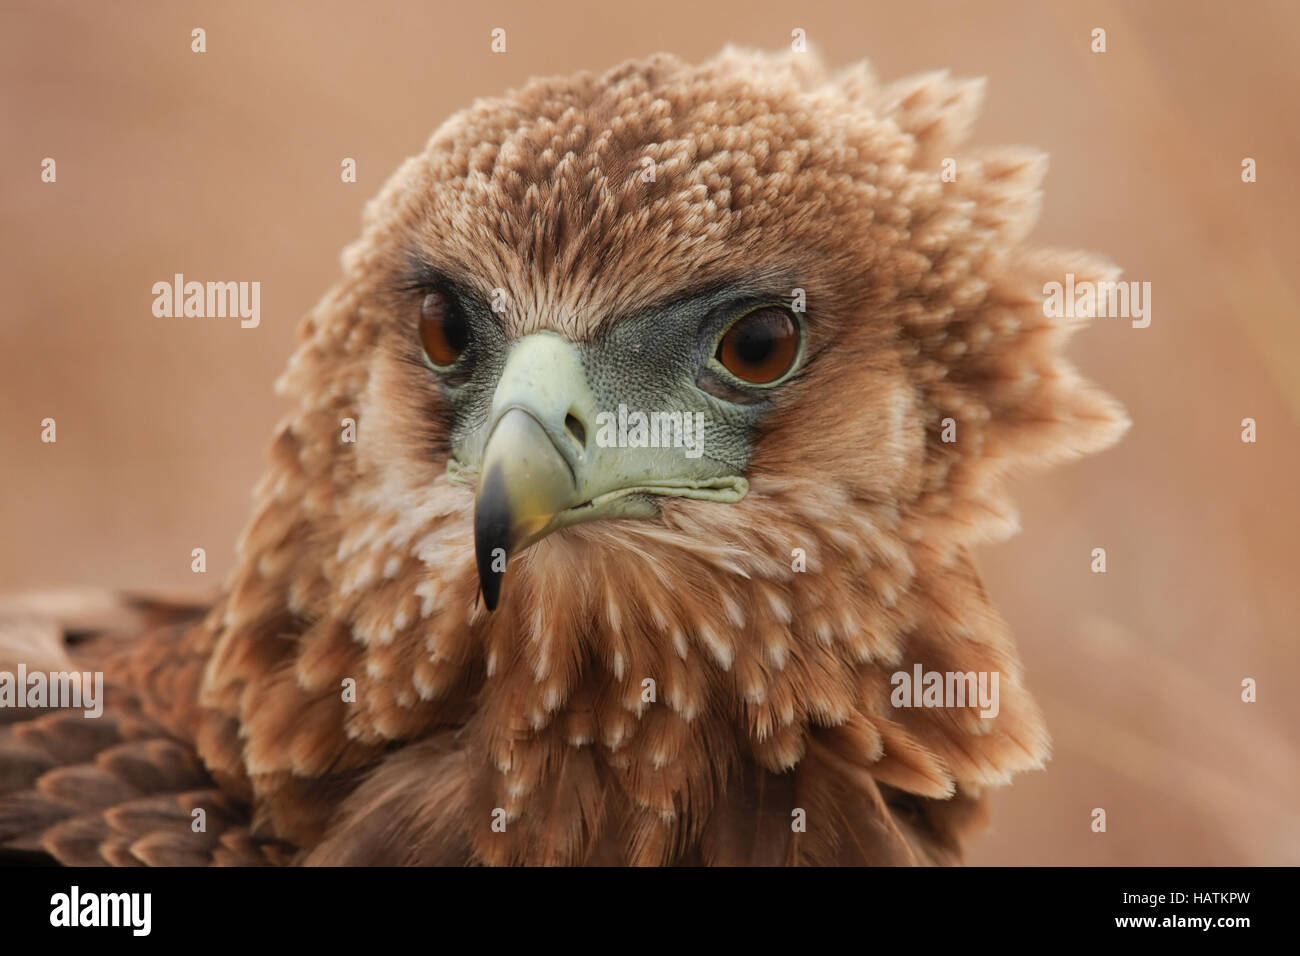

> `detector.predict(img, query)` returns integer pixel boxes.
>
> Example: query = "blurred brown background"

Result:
[2,0,1297,864]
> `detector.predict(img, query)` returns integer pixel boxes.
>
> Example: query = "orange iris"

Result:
[715,307,800,384]
[419,290,468,367]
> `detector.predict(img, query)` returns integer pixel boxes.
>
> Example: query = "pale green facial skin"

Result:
[421,280,805,608]
[451,332,750,541]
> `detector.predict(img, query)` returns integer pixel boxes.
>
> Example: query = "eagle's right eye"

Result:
[419,290,469,368]
[713,306,801,385]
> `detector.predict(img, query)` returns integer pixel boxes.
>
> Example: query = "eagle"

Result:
[0,48,1127,866]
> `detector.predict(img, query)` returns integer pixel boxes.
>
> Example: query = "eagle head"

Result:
[213,47,1127,864]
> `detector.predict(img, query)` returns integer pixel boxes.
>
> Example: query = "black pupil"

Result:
[732,313,778,363]
[441,303,468,354]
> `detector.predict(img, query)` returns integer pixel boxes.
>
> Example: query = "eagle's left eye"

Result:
[714,306,801,385]
[419,290,469,368]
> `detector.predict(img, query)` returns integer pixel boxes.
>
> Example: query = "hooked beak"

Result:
[469,333,747,610]
[473,406,580,610]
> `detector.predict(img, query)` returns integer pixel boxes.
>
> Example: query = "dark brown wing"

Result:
[0,589,291,865]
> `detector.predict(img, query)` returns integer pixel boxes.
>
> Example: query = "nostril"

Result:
[564,413,586,449]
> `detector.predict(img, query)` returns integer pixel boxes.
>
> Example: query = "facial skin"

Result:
[399,267,811,607]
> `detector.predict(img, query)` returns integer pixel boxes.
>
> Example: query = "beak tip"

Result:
[475,465,512,613]
[480,579,501,612]
[475,543,506,613]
